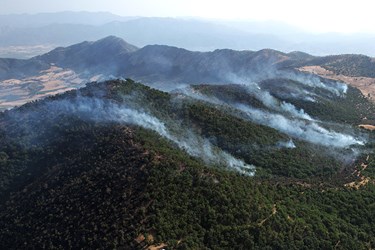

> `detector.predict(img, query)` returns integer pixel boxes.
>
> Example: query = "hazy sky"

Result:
[1,0,375,33]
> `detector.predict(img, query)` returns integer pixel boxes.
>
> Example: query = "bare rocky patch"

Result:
[298,65,375,102]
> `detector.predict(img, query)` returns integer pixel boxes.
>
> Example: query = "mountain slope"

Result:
[300,54,375,77]
[0,125,154,248]
[0,57,49,79]
[0,79,374,249]
[1,36,375,114]
[0,36,140,80]
[36,35,138,73]
[4,36,375,81]
[0,16,287,52]
[0,39,284,82]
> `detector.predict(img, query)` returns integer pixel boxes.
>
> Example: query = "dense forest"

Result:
[305,54,375,78]
[0,79,374,249]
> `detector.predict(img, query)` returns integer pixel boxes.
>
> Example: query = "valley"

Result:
[0,44,57,59]
[0,66,89,110]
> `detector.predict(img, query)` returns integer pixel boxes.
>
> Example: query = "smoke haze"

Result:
[45,96,255,175]
[175,86,365,149]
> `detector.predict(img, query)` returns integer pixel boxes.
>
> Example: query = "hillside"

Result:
[297,55,375,102]
[36,36,138,72]
[0,79,374,249]
[303,54,375,77]
[1,36,375,113]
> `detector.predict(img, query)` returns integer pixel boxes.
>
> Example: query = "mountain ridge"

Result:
[1,36,375,110]
[0,35,372,79]
[35,35,138,73]
[0,79,374,248]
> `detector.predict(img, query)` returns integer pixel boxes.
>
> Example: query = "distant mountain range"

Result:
[1,12,375,57]
[1,33,375,248]
[0,79,374,248]
[1,35,375,113]
[1,35,375,80]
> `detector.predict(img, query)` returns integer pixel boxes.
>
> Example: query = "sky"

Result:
[1,0,375,33]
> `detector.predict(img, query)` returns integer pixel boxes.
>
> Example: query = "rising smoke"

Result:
[46,96,255,176]
[225,68,348,97]
[236,103,364,148]
[276,139,296,149]
[175,86,365,149]
[240,82,313,120]
[281,71,348,96]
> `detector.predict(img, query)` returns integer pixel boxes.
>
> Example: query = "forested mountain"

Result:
[2,36,375,82]
[37,36,138,73]
[303,54,375,78]
[0,78,374,249]
[2,36,375,113]
[1,36,375,249]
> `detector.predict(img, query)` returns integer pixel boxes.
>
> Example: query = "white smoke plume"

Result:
[175,87,365,149]
[236,104,365,148]
[278,71,348,96]
[165,129,255,175]
[172,86,223,105]
[241,82,313,120]
[47,97,255,176]
[176,85,313,121]
[225,69,348,97]
[277,139,296,149]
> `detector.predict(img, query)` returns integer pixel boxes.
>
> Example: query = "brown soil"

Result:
[259,204,277,226]
[135,234,146,244]
[298,66,375,102]
[0,66,86,109]
[147,243,167,250]
[344,177,370,190]
[359,124,375,131]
